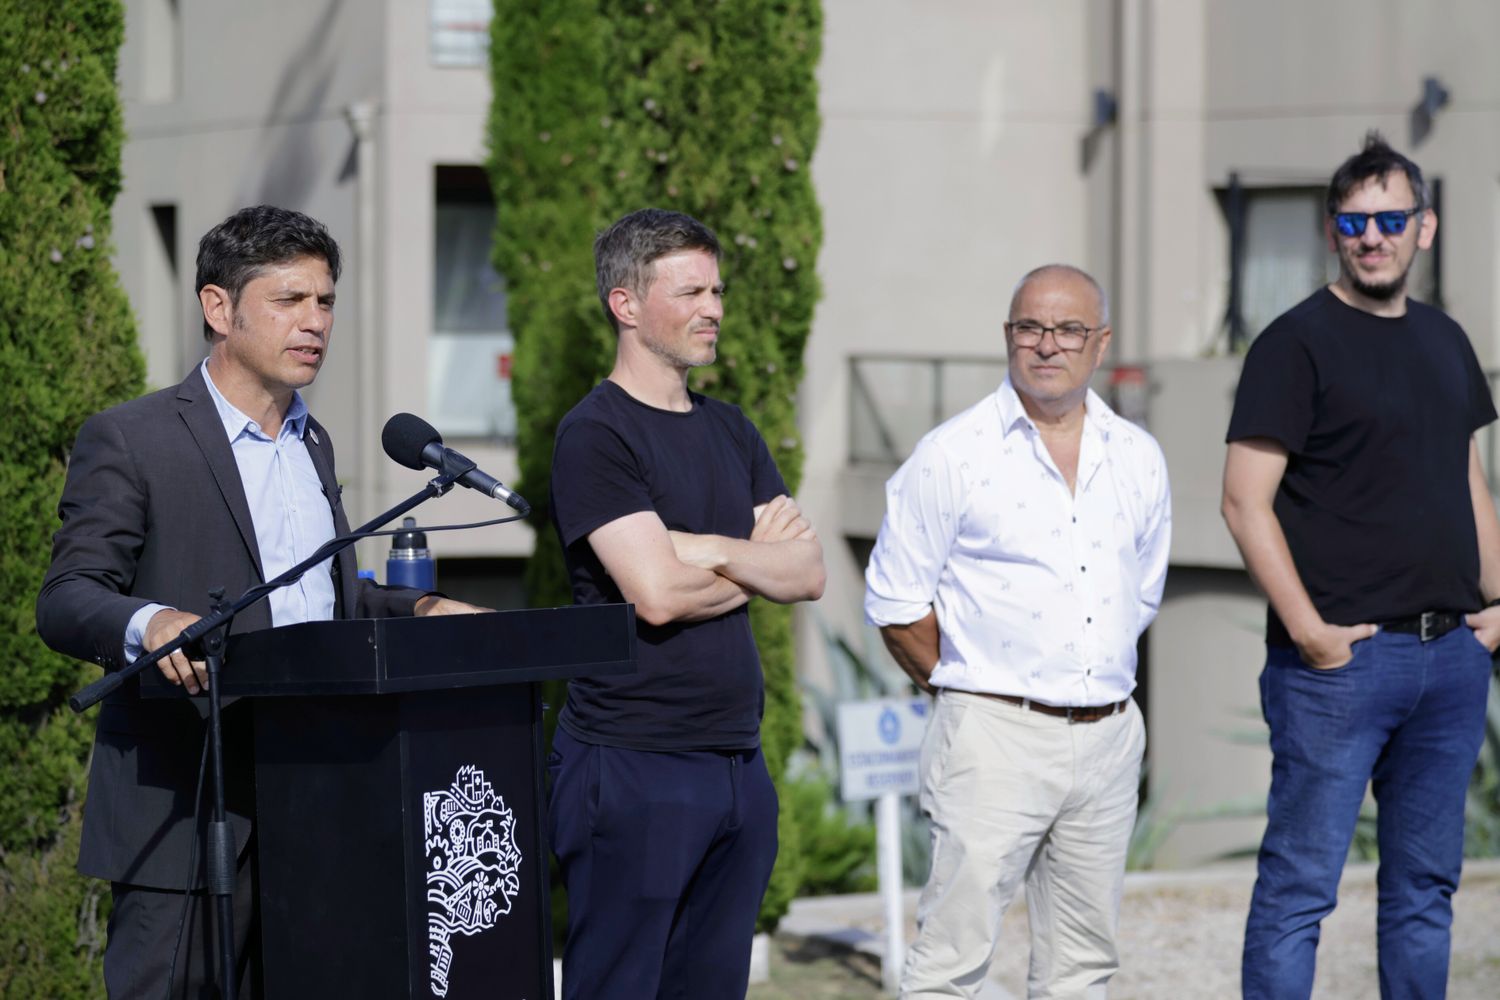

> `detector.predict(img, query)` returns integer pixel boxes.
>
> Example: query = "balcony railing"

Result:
[848,355,1150,466]
[849,355,1500,496]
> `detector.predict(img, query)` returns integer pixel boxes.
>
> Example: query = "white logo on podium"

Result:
[424,765,523,997]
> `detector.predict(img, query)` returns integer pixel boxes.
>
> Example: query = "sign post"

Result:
[875,790,903,995]
[837,698,929,996]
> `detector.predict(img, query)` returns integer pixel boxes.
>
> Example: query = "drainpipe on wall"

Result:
[345,101,382,570]
[1224,171,1246,352]
[1429,176,1444,312]
[1115,0,1145,363]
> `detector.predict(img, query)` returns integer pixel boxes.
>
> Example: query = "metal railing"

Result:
[850,355,1500,496]
[848,355,1149,466]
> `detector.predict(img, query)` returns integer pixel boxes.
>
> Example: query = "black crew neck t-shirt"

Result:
[550,380,787,750]
[1227,288,1497,646]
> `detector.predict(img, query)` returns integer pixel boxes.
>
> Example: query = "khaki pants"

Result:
[902,690,1146,1000]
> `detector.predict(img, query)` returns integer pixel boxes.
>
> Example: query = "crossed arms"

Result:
[586,495,826,626]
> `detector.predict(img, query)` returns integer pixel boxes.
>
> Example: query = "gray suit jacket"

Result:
[36,365,425,889]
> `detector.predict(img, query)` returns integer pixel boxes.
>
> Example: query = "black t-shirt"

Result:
[1227,287,1497,645]
[550,380,788,750]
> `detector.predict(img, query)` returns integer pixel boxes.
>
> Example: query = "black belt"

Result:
[962,691,1130,724]
[1381,611,1463,643]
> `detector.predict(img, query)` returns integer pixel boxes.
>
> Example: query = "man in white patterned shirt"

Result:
[865,264,1171,999]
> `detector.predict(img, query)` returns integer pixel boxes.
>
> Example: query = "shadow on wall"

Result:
[247,0,348,208]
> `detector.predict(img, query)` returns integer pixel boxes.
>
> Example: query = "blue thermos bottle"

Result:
[387,516,435,590]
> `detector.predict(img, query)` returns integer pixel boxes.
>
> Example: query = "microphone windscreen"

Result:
[381,413,441,470]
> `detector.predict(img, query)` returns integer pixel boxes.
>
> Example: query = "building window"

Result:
[1222,186,1329,346]
[429,166,515,441]
[429,0,491,67]
[142,203,181,387]
[1222,180,1439,348]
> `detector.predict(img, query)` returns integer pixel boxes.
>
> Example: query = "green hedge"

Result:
[0,2,142,995]
[488,0,823,932]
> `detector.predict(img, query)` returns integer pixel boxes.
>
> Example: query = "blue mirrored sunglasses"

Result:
[1332,208,1421,238]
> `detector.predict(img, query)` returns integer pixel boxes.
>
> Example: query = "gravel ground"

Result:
[772,859,1500,998]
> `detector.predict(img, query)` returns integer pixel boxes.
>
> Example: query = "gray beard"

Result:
[644,336,715,370]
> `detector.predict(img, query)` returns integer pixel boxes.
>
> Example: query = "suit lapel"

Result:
[303,417,358,618]
[177,366,265,581]
[302,421,348,532]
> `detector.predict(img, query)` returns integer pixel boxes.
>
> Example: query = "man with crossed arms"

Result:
[547,208,825,999]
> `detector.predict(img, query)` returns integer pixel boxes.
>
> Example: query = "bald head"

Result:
[1009,264,1110,327]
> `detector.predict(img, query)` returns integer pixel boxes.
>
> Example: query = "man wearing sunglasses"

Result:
[1223,133,1498,999]
[867,265,1170,998]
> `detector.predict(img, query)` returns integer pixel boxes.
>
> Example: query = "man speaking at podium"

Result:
[36,205,478,999]
[547,208,826,999]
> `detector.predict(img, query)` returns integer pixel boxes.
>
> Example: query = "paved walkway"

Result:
[778,858,1500,998]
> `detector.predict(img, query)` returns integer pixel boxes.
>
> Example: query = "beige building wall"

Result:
[107,0,1500,867]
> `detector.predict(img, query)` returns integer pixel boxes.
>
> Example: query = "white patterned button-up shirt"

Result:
[864,376,1171,706]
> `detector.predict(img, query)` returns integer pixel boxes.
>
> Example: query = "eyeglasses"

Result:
[1004,321,1101,351]
[1331,208,1421,238]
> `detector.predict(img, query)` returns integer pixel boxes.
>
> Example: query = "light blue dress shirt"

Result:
[123,362,338,662]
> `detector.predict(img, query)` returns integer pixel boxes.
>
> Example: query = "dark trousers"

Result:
[104,842,260,1000]
[548,727,779,1000]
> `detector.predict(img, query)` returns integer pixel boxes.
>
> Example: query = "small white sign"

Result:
[837,698,929,802]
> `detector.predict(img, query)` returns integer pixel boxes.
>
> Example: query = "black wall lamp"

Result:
[1080,87,1118,171]
[1410,76,1450,146]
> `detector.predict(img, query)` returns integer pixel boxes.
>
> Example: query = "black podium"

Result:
[200,604,634,1000]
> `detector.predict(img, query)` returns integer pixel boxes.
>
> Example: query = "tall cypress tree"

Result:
[0,2,143,994]
[489,0,823,930]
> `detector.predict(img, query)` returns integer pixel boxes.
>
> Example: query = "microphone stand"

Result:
[200,587,236,999]
[69,462,479,999]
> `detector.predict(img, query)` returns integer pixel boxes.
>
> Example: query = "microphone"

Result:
[381,413,531,515]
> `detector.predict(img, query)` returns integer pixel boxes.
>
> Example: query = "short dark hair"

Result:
[594,208,721,333]
[195,205,342,340]
[1326,131,1429,217]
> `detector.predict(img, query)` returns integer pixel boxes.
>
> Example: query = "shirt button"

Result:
[1080,565,1087,572]
[1086,617,1092,624]
[1087,669,1093,676]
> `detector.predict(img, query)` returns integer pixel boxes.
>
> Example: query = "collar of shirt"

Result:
[993,375,1111,494]
[993,373,1114,441]
[200,360,310,444]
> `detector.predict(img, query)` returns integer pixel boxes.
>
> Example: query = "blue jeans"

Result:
[1242,625,1491,1000]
